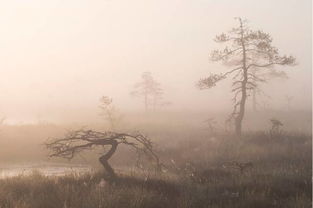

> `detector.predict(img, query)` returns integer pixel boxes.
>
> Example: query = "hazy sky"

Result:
[0,0,311,123]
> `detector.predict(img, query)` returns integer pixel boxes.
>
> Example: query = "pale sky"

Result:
[0,0,311,123]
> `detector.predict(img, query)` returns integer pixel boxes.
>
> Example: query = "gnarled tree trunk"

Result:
[99,140,118,180]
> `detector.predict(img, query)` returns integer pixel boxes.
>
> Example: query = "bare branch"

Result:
[46,130,161,179]
[247,73,266,82]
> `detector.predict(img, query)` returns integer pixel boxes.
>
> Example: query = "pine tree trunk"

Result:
[235,18,248,136]
[235,77,247,136]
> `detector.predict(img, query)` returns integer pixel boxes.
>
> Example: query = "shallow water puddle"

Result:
[0,163,93,178]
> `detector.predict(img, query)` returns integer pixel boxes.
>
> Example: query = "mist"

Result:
[0,1,311,207]
[0,0,311,124]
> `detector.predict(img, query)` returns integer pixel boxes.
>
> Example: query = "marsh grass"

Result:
[0,132,311,208]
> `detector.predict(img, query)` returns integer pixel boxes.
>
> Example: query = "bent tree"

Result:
[198,18,295,136]
[46,130,160,180]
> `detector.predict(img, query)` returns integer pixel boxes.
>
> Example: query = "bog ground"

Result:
[0,119,311,208]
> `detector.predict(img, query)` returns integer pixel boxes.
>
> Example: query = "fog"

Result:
[0,2,312,207]
[0,0,311,124]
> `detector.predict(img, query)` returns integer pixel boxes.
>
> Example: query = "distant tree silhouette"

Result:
[99,96,122,130]
[197,17,296,136]
[131,72,164,112]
